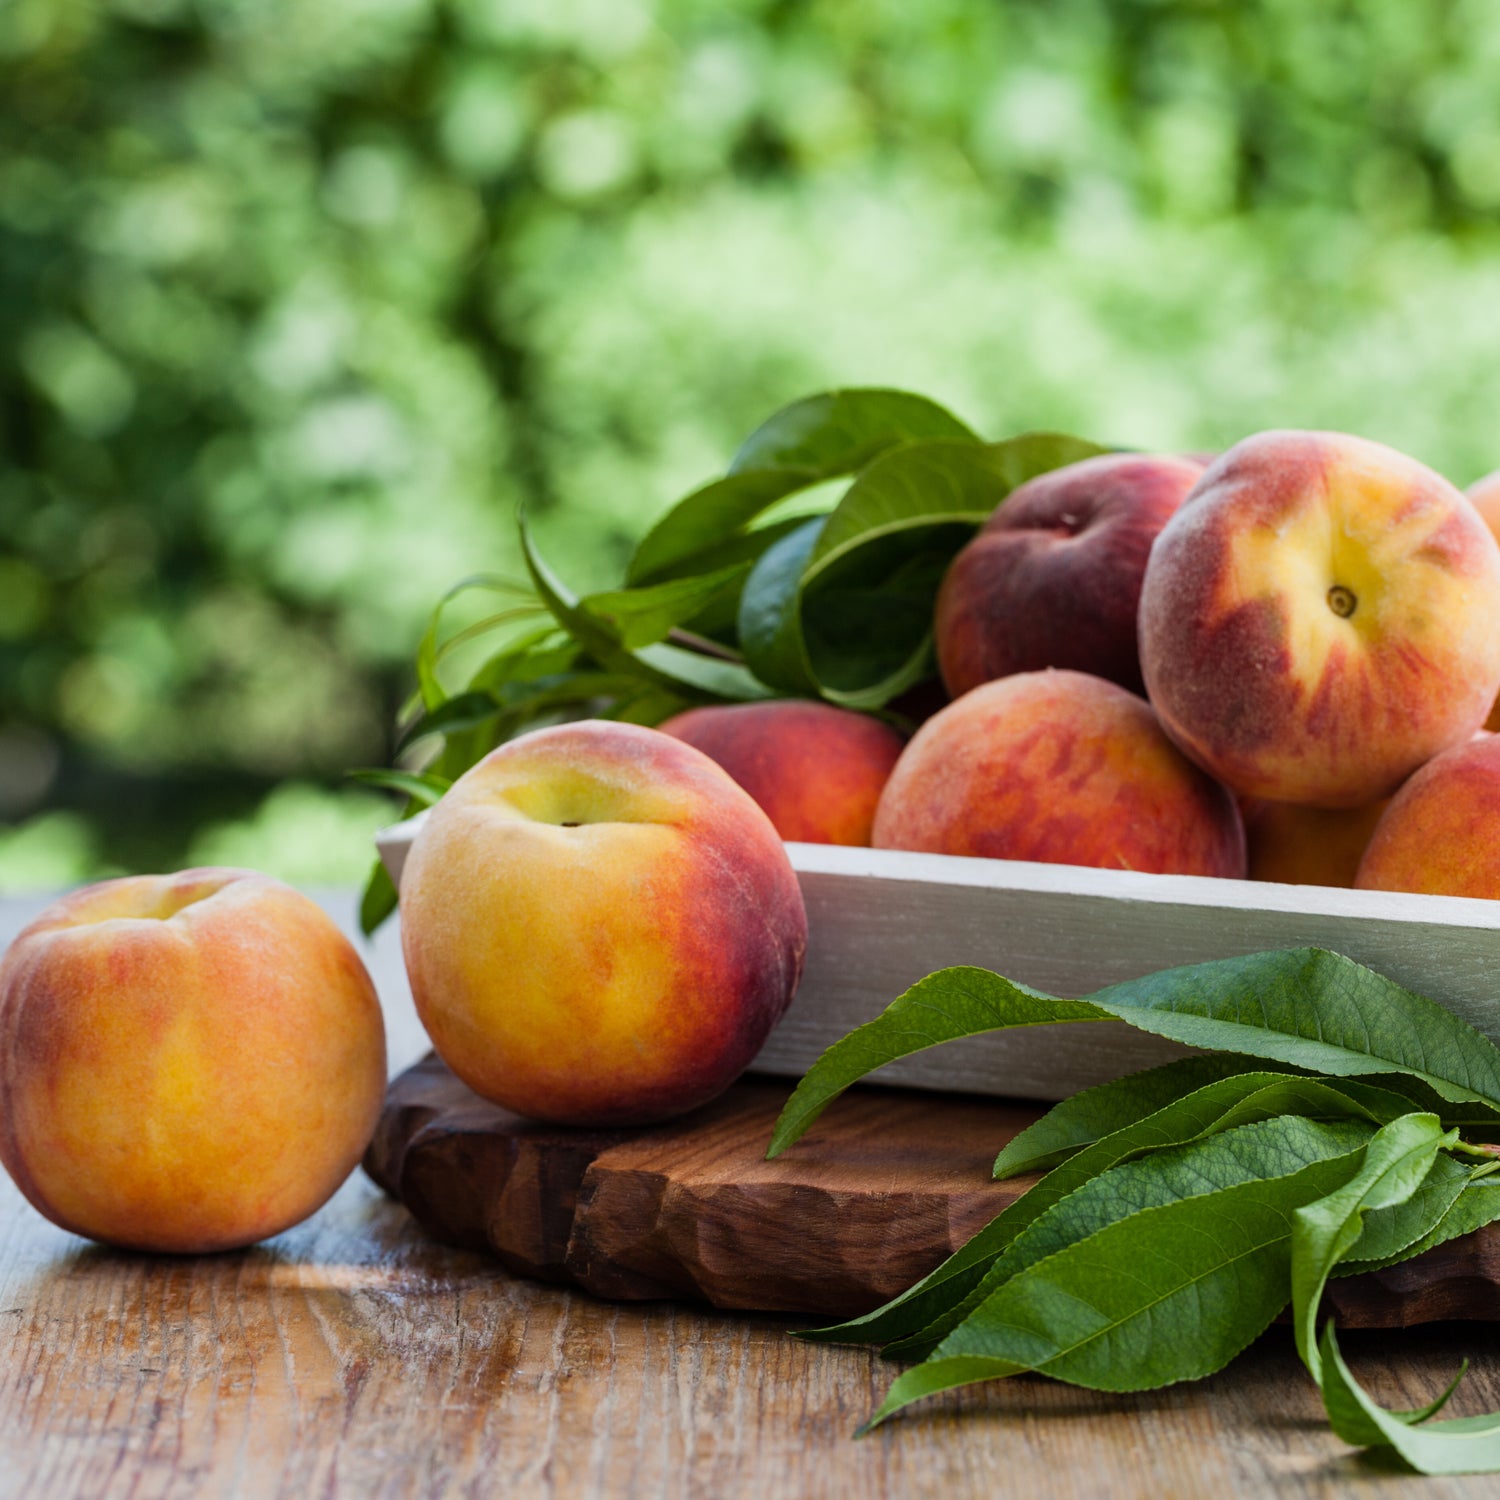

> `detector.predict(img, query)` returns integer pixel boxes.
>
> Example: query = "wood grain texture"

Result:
[366,1055,1025,1316]
[375,820,1500,1102]
[366,1053,639,1282]
[367,1054,1500,1330]
[12,1160,1500,1499]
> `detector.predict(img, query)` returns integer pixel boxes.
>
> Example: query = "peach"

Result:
[1241,798,1389,888]
[1466,470,1500,732]
[1140,431,1500,808]
[399,720,807,1126]
[657,701,905,846]
[934,453,1206,698]
[0,869,387,1253]
[1468,468,1500,543]
[1356,735,1500,897]
[872,670,1245,877]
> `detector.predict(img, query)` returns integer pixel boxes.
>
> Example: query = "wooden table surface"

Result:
[6,895,1500,1497]
[10,1149,1500,1497]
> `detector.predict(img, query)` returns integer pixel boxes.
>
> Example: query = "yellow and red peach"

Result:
[1466,470,1500,732]
[872,669,1245,876]
[0,869,387,1253]
[1241,797,1389,889]
[657,700,905,846]
[1356,735,1500,897]
[1139,430,1500,808]
[398,720,808,1126]
[1469,468,1500,544]
[935,453,1206,698]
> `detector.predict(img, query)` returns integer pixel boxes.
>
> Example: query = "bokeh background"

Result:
[6,0,1500,891]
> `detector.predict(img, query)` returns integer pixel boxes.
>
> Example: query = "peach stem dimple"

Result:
[1326,584,1357,618]
[137,885,225,921]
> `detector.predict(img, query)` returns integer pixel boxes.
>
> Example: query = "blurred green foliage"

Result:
[5,0,1500,889]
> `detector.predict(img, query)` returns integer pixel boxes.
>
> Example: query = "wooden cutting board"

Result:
[364,1054,1500,1326]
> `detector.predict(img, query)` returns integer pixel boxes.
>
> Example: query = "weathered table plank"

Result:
[7,1163,1500,1499]
[8,892,1500,1496]
[366,1054,1500,1327]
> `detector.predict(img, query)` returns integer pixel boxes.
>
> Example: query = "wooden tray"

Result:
[365,1054,1500,1326]
[376,817,1500,1103]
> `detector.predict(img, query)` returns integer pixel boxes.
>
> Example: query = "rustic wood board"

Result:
[376,818,1500,1103]
[365,1053,1500,1327]
[16,1159,1500,1499]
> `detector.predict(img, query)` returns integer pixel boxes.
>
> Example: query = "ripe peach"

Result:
[1241,798,1389,889]
[1140,431,1500,808]
[872,670,1245,877]
[1468,468,1500,543]
[1356,735,1500,897]
[1466,471,1500,732]
[0,869,387,1253]
[399,720,807,1126]
[657,701,905,846]
[934,453,1205,697]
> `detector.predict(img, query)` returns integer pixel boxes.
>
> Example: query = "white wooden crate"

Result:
[376,817,1500,1103]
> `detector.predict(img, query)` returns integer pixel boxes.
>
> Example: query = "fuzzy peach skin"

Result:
[1244,727,1491,886]
[0,869,387,1253]
[872,669,1245,876]
[1469,468,1500,542]
[1356,735,1500,897]
[657,701,905,846]
[1465,470,1500,731]
[1241,797,1389,888]
[1139,430,1500,808]
[935,453,1205,698]
[399,720,808,1126]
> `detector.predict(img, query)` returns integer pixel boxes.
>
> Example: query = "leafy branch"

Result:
[356,387,1106,930]
[770,947,1500,1473]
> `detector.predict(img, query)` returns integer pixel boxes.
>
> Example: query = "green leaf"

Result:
[1335,1152,1471,1271]
[876,1076,1416,1362]
[768,949,1500,1159]
[730,389,978,474]
[806,431,1108,580]
[1324,1072,1500,1136]
[353,762,456,933]
[522,510,774,702]
[630,517,824,647]
[737,508,956,703]
[991,1055,1291,1179]
[580,563,751,651]
[358,858,398,936]
[628,640,774,700]
[414,572,537,712]
[629,472,839,593]
[348,768,452,807]
[993,1110,1376,1283]
[1289,1114,1453,1386]
[738,434,1106,709]
[796,535,953,705]
[1086,950,1500,1109]
[432,606,550,667]
[399,690,508,747]
[1319,1325,1500,1474]
[465,626,579,693]
[1340,1174,1500,1274]
[766,967,1111,1159]
[627,388,977,586]
[862,1117,1377,1429]
[735,518,826,696]
[597,683,690,725]
[403,670,689,755]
